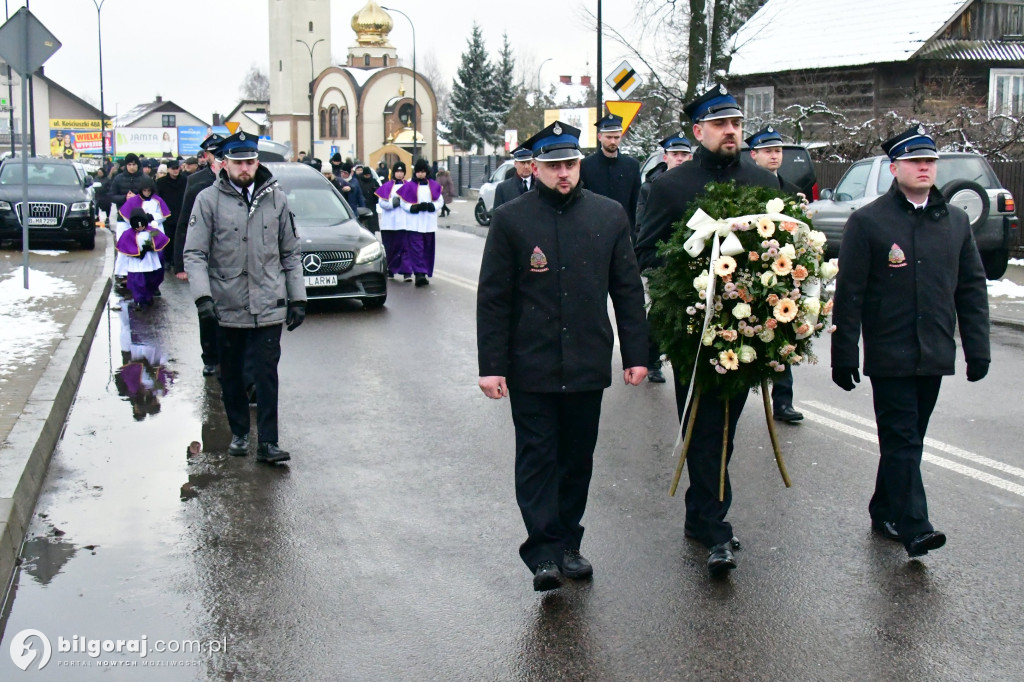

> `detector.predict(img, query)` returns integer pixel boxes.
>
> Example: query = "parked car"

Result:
[263,162,387,308]
[0,158,97,249]
[474,160,516,226]
[639,144,819,200]
[807,153,1018,278]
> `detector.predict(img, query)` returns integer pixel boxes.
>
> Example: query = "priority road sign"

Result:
[605,60,643,100]
[0,7,62,77]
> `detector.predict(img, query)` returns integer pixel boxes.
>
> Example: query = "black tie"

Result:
[521,179,529,193]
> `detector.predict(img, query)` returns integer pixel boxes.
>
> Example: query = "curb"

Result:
[0,235,114,599]
[441,221,489,239]
[992,316,1024,332]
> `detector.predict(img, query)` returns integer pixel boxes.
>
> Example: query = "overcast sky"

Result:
[4,0,642,124]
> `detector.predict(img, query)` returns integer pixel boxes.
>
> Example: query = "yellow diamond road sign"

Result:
[605,60,642,99]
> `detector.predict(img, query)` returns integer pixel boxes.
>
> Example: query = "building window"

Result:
[161,114,176,127]
[308,21,313,32]
[383,55,389,67]
[279,60,282,72]
[319,109,327,138]
[399,103,415,127]
[364,54,371,67]
[341,108,349,138]
[744,86,774,119]
[990,69,1024,118]
[329,106,339,138]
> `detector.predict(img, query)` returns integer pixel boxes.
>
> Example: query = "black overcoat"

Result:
[492,175,529,211]
[635,145,778,271]
[580,152,641,230]
[173,166,215,273]
[831,184,990,376]
[477,186,648,393]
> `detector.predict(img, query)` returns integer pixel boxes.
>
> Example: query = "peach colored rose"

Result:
[767,294,780,306]
[823,299,834,314]
[719,329,739,342]
[749,251,760,262]
[780,221,799,233]
[766,318,778,330]
[795,323,811,335]
[792,265,808,281]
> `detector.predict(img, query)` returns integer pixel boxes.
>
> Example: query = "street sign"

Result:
[605,60,643,100]
[605,101,643,133]
[0,7,62,77]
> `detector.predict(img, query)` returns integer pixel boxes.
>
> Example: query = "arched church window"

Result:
[319,109,327,138]
[383,55,389,67]
[399,103,415,127]
[341,109,349,138]
[364,54,371,67]
[329,106,339,138]
[308,21,314,32]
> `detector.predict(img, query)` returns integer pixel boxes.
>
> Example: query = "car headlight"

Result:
[355,240,383,264]
[0,201,10,211]
[70,202,91,212]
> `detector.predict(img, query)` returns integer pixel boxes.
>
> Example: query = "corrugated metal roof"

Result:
[729,0,972,76]
[916,39,1024,61]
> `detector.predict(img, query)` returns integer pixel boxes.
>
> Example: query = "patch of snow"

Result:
[987,278,1024,299]
[0,269,77,378]
[1009,258,1024,267]
[30,250,69,256]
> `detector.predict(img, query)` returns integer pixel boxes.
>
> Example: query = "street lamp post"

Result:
[381,6,417,161]
[296,38,324,161]
[91,0,107,165]
[536,57,553,93]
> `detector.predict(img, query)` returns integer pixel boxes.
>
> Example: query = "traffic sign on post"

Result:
[604,60,643,100]
[0,7,62,78]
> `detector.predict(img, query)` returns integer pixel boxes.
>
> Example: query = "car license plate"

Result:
[27,217,58,226]
[304,275,338,287]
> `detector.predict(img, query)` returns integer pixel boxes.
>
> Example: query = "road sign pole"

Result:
[20,62,28,287]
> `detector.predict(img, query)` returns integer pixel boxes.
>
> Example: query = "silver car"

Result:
[808,153,1018,278]
[474,160,515,226]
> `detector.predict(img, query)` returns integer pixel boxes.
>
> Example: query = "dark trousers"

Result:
[673,375,749,547]
[771,365,795,409]
[509,389,604,571]
[199,311,219,366]
[217,324,282,444]
[868,376,941,543]
[647,310,662,369]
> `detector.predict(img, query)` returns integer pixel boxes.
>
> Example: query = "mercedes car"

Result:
[264,162,387,308]
[0,158,97,249]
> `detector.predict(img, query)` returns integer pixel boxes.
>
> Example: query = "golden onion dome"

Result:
[351,1,394,47]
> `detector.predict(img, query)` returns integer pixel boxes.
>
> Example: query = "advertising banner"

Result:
[48,129,113,158]
[49,118,111,130]
[113,127,179,157]
[177,125,230,156]
[544,108,597,148]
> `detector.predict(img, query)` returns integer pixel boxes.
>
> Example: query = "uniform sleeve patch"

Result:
[189,214,197,227]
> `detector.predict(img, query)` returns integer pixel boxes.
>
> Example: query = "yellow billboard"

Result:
[49,118,110,130]
[544,108,597,149]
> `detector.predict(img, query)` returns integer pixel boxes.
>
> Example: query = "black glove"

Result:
[966,359,989,382]
[286,302,306,331]
[419,202,436,213]
[195,296,218,322]
[832,367,860,391]
[409,203,421,214]
[391,196,401,208]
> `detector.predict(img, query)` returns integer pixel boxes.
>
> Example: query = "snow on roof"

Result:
[244,111,269,127]
[341,66,383,88]
[551,82,591,106]
[728,0,972,76]
[111,101,162,127]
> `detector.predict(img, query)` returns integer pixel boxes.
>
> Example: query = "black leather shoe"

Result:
[562,549,593,579]
[533,561,563,592]
[202,364,217,376]
[707,542,737,575]
[906,531,946,558]
[256,442,291,464]
[773,404,804,422]
[415,274,429,287]
[228,434,249,456]
[647,367,666,383]
[871,520,901,541]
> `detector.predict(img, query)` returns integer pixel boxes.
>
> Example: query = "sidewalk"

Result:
[0,230,112,597]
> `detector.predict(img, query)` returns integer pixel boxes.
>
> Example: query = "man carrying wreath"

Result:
[636,85,777,576]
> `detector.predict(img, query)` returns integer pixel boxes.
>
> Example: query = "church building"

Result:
[268,0,437,166]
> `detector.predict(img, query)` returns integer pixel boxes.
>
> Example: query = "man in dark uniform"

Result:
[184,131,306,464]
[636,85,778,576]
[174,133,225,376]
[492,145,534,211]
[831,125,990,559]
[106,153,145,211]
[155,158,187,254]
[745,125,804,423]
[477,121,649,592]
[580,113,642,240]
[636,133,692,384]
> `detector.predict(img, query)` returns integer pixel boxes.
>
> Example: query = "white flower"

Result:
[802,297,821,317]
[760,271,778,288]
[766,197,785,214]
[732,302,752,319]
[807,230,827,248]
[758,329,775,343]
[737,345,757,363]
[779,243,797,260]
[819,259,839,281]
[702,329,716,346]
[693,272,710,292]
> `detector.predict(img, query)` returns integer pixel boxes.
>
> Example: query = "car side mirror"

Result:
[84,176,94,187]
[356,206,373,223]
[819,188,833,201]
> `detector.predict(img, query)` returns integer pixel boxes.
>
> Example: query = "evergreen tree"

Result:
[490,33,517,142]
[446,23,501,152]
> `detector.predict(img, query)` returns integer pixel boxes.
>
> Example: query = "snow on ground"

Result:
[988,278,1024,299]
[29,250,69,256]
[1009,258,1024,267]
[0,269,77,378]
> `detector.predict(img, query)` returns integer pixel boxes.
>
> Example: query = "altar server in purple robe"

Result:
[375,161,409,279]
[395,158,443,286]
[116,209,169,309]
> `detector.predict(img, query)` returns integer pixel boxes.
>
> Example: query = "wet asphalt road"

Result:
[2,219,1024,680]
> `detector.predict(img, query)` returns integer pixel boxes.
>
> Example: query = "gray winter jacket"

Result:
[184,165,306,328]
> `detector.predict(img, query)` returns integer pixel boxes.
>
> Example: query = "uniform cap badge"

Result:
[552,123,562,136]
[917,125,925,135]
[767,126,774,133]
[719,84,728,95]
[530,246,549,272]
[239,132,246,141]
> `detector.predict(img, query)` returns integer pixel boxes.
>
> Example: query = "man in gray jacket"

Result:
[184,131,306,464]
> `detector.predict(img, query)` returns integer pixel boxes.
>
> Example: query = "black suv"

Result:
[0,158,97,249]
